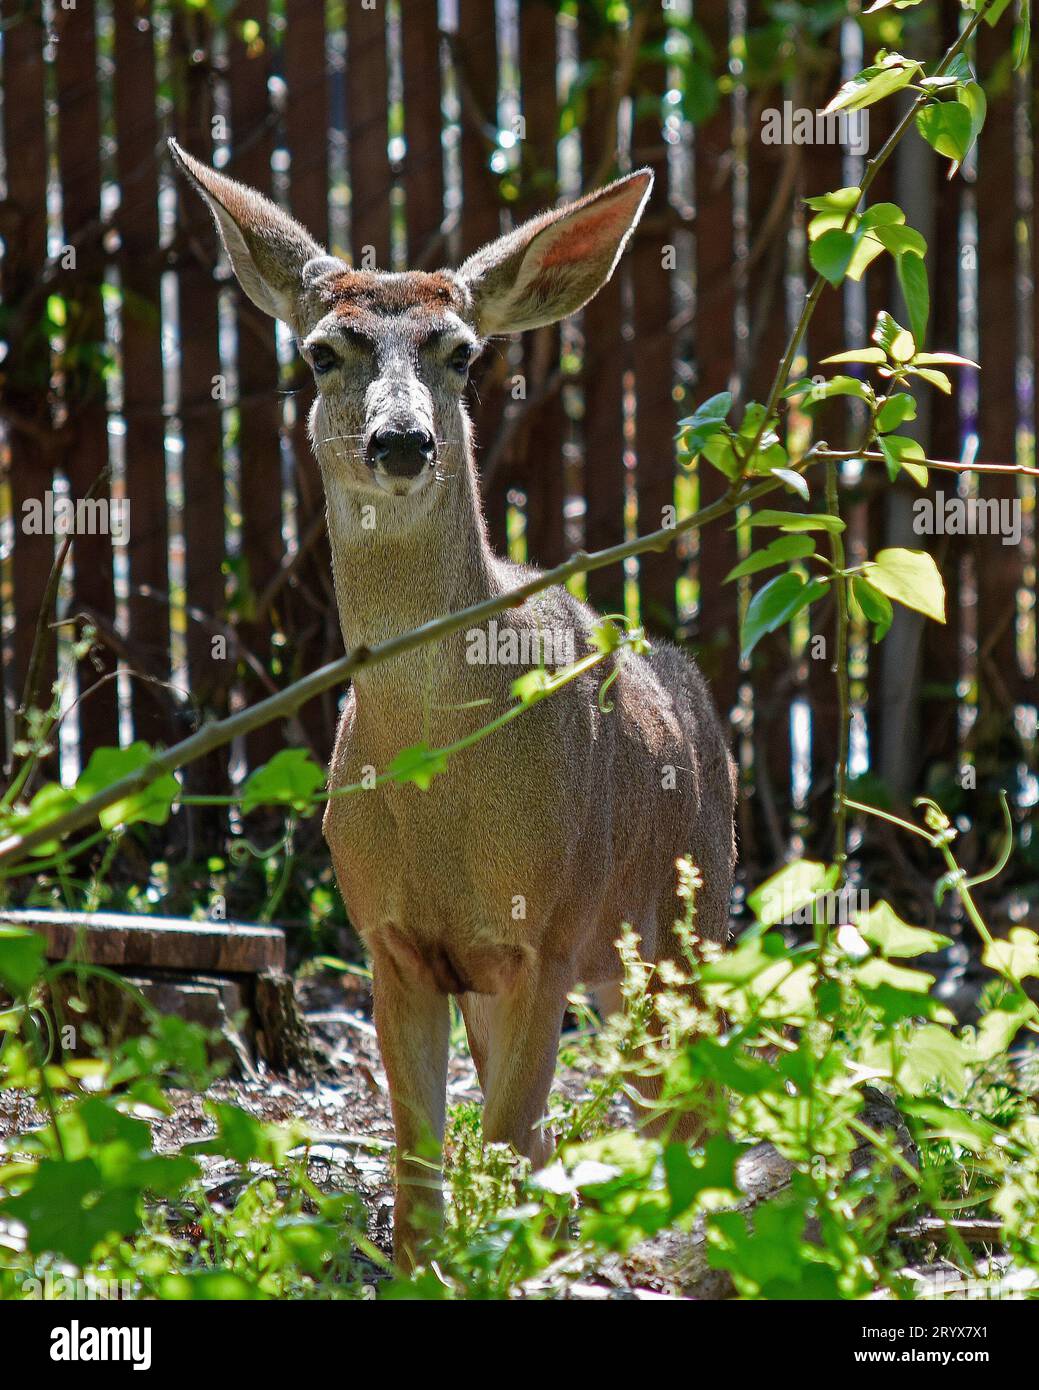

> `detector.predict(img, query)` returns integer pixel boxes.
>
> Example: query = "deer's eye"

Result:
[450,344,474,374]
[310,344,340,375]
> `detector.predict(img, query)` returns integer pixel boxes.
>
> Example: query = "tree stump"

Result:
[255,968,316,1076]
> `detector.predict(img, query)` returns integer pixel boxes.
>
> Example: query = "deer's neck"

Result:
[323,455,499,695]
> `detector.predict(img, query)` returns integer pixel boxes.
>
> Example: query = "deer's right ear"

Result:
[169,139,335,323]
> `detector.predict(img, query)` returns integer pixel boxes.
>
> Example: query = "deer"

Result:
[170,139,737,1267]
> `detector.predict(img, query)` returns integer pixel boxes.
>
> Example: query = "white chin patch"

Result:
[375,470,428,498]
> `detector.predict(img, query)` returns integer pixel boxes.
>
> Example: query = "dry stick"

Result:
[17,466,112,744]
[3,439,1037,866]
[0,462,806,864]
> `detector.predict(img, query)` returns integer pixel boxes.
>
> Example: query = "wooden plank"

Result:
[345,0,391,266]
[0,908,285,975]
[171,8,231,838]
[0,0,54,768]
[283,0,336,756]
[54,0,120,755]
[401,0,445,265]
[113,1,174,749]
[974,20,1025,725]
[512,0,566,569]
[691,4,739,721]
[455,0,507,549]
[228,1,284,769]
[579,9,627,615]
[630,8,678,631]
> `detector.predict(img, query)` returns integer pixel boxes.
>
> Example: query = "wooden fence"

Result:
[0,0,1035,881]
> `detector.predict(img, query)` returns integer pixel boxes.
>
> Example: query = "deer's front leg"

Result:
[482,959,571,1168]
[371,945,450,1269]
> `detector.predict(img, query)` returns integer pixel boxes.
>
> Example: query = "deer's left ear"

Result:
[169,138,334,324]
[457,169,652,337]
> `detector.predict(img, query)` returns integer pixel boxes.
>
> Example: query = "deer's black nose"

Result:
[367,426,437,478]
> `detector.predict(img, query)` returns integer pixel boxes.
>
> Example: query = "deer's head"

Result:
[170,140,651,511]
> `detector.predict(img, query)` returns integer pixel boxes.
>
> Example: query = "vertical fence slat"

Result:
[631,8,679,632]
[692,5,739,723]
[171,9,230,835]
[0,1,53,767]
[55,0,119,755]
[514,0,566,569]
[974,22,1026,736]
[401,0,445,265]
[228,2,284,766]
[580,10,627,614]
[283,0,336,752]
[345,1,391,266]
[114,0,173,748]
[455,0,507,549]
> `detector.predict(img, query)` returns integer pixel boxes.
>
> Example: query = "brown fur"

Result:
[170,139,737,1267]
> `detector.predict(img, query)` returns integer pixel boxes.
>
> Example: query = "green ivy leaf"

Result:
[983,928,1039,981]
[241,748,325,815]
[825,55,921,114]
[741,573,829,661]
[916,100,973,174]
[0,925,47,995]
[863,548,946,624]
[746,510,845,533]
[896,248,930,347]
[810,228,857,286]
[877,434,928,487]
[875,393,917,432]
[75,742,179,831]
[724,535,816,584]
[855,901,952,958]
[851,576,894,643]
[386,742,449,792]
[678,392,732,453]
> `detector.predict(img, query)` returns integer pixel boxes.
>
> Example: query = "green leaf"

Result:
[896,249,930,348]
[863,548,946,623]
[241,748,325,815]
[0,1158,142,1266]
[0,926,46,995]
[678,392,732,452]
[973,995,1036,1061]
[803,374,874,404]
[5,783,78,856]
[983,928,1039,981]
[915,101,973,174]
[386,741,449,791]
[877,434,928,487]
[747,510,845,533]
[771,468,810,501]
[804,186,861,213]
[724,535,816,583]
[851,576,894,643]
[855,901,952,958]
[825,55,920,114]
[872,310,916,363]
[810,228,857,286]
[909,366,952,394]
[959,80,987,152]
[896,1025,970,1097]
[75,742,179,831]
[741,573,829,660]
[875,224,927,258]
[858,202,906,230]
[875,392,917,432]
[912,351,979,368]
[820,347,887,365]
[748,860,838,928]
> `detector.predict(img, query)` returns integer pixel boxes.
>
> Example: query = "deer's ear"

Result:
[457,170,652,336]
[169,138,332,323]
